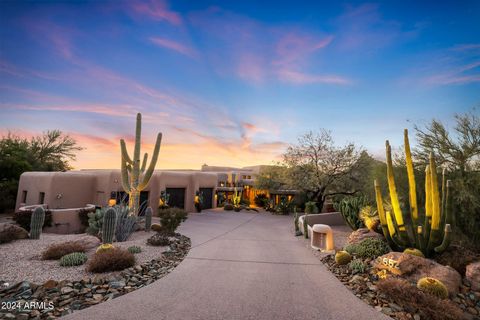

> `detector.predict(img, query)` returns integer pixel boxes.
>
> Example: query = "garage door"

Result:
[166,188,186,209]
[200,188,213,209]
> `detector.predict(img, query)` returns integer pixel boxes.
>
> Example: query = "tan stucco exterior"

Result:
[16,169,218,213]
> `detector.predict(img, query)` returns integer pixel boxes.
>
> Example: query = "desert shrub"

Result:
[377,278,463,320]
[334,196,367,230]
[13,209,52,231]
[127,246,142,254]
[86,248,135,273]
[42,241,87,260]
[224,204,234,211]
[157,207,187,233]
[0,228,17,244]
[254,194,268,207]
[304,201,318,214]
[59,252,88,267]
[147,233,170,246]
[275,196,293,215]
[78,207,96,231]
[240,198,250,206]
[344,237,390,259]
[349,259,367,274]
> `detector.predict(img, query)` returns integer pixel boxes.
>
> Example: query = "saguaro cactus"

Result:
[145,207,152,232]
[120,113,162,216]
[374,129,454,257]
[30,207,45,239]
[102,207,117,244]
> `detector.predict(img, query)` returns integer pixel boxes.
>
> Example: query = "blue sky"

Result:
[0,0,479,169]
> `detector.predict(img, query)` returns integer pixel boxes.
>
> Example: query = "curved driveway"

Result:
[66,210,389,320]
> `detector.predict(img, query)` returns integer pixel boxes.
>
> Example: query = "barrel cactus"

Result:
[145,207,152,232]
[403,248,425,258]
[127,245,142,254]
[59,252,88,267]
[417,277,448,299]
[335,251,352,265]
[30,207,45,239]
[102,207,117,244]
[96,243,115,254]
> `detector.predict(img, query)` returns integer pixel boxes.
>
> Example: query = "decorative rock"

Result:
[373,252,462,296]
[347,228,385,245]
[43,279,58,289]
[74,235,101,250]
[466,261,480,291]
[61,287,74,294]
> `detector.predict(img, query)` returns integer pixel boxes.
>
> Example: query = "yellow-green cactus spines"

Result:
[417,277,449,299]
[335,251,352,265]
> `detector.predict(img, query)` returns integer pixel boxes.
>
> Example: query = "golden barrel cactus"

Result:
[335,251,352,265]
[417,277,448,299]
[403,248,425,258]
[96,243,115,254]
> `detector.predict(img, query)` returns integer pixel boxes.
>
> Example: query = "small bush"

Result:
[157,207,187,233]
[127,246,142,254]
[254,194,268,207]
[147,233,170,246]
[377,278,463,320]
[0,226,25,244]
[78,207,96,231]
[59,252,88,267]
[224,204,234,211]
[42,241,87,260]
[304,201,318,214]
[344,237,390,259]
[13,209,52,231]
[349,259,367,274]
[86,248,135,273]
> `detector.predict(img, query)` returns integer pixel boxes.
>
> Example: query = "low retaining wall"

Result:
[19,204,96,234]
[298,212,346,238]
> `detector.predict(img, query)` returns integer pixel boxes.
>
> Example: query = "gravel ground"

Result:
[0,230,167,284]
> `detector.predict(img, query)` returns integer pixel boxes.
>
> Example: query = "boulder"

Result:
[74,235,101,250]
[373,252,462,297]
[466,261,480,291]
[0,223,28,243]
[347,228,385,245]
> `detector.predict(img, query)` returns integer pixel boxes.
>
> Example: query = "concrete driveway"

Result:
[66,210,390,320]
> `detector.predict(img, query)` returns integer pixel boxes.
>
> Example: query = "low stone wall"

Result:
[19,204,96,234]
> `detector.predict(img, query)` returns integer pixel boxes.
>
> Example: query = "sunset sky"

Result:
[1,0,479,169]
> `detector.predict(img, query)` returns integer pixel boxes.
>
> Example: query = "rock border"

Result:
[0,234,191,319]
[320,254,480,320]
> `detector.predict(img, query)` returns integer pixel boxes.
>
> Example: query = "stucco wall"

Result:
[16,170,218,214]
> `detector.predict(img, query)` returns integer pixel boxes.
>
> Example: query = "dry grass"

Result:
[42,241,88,260]
[86,248,135,273]
[377,278,464,320]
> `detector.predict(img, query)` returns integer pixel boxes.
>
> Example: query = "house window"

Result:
[22,190,27,203]
[39,192,45,204]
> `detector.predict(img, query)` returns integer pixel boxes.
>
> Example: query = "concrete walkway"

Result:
[66,210,390,320]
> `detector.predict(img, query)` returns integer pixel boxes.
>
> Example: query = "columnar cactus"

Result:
[30,207,45,239]
[120,113,162,216]
[303,211,309,239]
[374,129,454,257]
[102,207,117,244]
[145,207,152,232]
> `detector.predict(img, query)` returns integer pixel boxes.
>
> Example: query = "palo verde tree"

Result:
[282,130,364,211]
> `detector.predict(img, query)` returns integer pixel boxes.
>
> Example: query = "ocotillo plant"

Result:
[145,207,152,232]
[30,207,45,239]
[102,207,117,244]
[120,113,162,216]
[374,129,453,257]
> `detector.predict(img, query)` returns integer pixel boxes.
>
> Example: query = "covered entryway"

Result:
[199,188,213,209]
[166,188,186,209]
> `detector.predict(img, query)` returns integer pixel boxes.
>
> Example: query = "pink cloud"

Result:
[277,70,351,85]
[274,34,334,66]
[129,0,181,25]
[149,37,197,58]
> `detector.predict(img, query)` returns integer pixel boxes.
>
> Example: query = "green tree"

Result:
[0,131,83,212]
[254,165,289,191]
[282,130,365,211]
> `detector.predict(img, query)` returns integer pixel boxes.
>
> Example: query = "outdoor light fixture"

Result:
[108,199,116,207]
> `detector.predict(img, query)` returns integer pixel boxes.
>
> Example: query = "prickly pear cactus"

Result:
[30,207,45,239]
[102,207,117,244]
[145,207,152,232]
